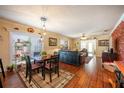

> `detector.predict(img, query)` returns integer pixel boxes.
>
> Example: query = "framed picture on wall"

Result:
[98,40,109,46]
[49,38,57,46]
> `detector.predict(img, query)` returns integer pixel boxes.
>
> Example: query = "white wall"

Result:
[96,35,110,57]
[73,34,110,57]
[0,25,10,68]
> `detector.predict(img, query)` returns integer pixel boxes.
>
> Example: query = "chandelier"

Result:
[41,16,47,35]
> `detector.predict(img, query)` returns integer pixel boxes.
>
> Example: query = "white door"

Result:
[88,42,93,53]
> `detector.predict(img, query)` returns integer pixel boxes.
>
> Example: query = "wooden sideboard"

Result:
[59,50,81,66]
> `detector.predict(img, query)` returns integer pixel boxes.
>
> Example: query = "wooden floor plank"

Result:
[2,57,115,88]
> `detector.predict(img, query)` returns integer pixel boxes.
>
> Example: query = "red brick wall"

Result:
[112,21,124,61]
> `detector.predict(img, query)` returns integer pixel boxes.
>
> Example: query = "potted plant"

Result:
[54,51,58,55]
[6,64,16,72]
[41,51,47,58]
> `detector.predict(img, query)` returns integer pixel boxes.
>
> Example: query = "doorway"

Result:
[80,39,96,56]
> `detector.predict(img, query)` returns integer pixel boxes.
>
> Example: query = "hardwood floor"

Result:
[2,71,25,88]
[2,57,115,88]
[62,57,115,88]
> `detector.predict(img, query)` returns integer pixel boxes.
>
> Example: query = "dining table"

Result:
[33,54,58,67]
[34,54,54,62]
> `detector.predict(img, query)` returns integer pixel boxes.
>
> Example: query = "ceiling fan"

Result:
[80,33,97,40]
[80,33,87,40]
[91,29,111,35]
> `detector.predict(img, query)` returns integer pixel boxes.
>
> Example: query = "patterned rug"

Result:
[18,69,74,88]
[85,56,93,64]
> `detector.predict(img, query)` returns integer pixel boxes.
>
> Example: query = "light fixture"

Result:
[38,33,43,41]
[41,17,47,35]
[40,36,43,41]
[80,33,87,40]
[43,32,46,36]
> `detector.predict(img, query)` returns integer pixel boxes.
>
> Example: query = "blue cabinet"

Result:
[59,50,80,66]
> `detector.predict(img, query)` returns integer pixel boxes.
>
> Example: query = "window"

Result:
[60,39,69,50]
[80,40,96,54]
[88,42,93,53]
[80,40,87,49]
[10,32,42,64]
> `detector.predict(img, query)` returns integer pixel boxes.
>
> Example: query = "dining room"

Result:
[0,17,74,88]
[0,5,124,88]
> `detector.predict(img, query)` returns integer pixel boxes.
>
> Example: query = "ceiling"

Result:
[0,5,124,38]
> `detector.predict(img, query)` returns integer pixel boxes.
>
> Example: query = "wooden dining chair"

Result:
[0,58,5,88]
[25,56,45,83]
[0,58,5,78]
[44,55,59,82]
[0,77,3,88]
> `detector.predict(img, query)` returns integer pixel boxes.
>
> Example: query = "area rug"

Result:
[18,69,74,88]
[85,56,93,64]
